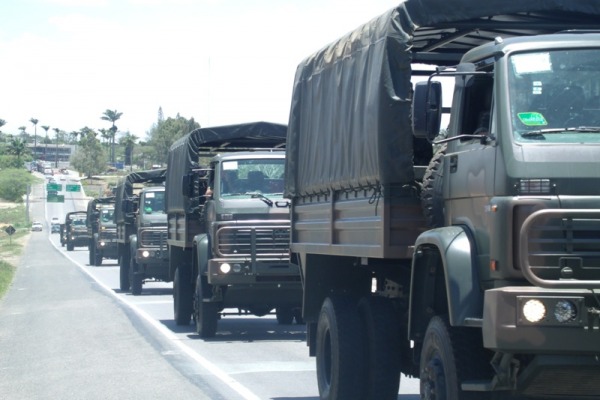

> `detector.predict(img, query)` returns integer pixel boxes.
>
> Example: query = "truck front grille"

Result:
[216,224,290,257]
[519,209,600,284]
[100,229,117,240]
[140,229,167,247]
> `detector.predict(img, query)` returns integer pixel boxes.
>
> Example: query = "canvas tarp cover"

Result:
[284,0,600,197]
[114,169,167,224]
[166,121,287,213]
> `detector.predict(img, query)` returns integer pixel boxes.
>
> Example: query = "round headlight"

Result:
[523,299,546,323]
[220,263,231,274]
[99,241,106,247]
[232,263,242,273]
[142,250,150,258]
[554,300,577,323]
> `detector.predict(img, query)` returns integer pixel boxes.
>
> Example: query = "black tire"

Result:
[194,275,218,338]
[119,252,130,292]
[293,308,304,325]
[130,255,142,295]
[173,265,193,325]
[421,144,447,228]
[66,242,74,251]
[88,241,94,265]
[316,296,365,400]
[420,316,492,400]
[276,307,294,325]
[358,296,401,400]
[93,247,103,266]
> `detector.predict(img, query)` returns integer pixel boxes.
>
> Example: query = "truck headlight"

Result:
[220,263,231,274]
[522,299,546,323]
[142,250,150,258]
[100,241,105,247]
[232,263,242,273]
[554,300,577,323]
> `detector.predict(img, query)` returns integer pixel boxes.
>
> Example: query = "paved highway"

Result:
[0,172,420,399]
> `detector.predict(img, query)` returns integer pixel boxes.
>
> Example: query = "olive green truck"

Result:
[284,1,600,399]
[114,168,169,295]
[166,122,302,338]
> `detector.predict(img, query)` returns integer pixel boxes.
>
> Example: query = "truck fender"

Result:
[408,225,483,341]
[193,233,210,276]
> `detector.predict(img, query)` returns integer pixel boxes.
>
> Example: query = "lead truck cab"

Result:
[285,1,600,399]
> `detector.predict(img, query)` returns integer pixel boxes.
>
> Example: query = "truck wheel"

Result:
[421,144,447,228]
[358,296,401,400]
[173,266,193,325]
[130,255,143,295]
[119,253,130,291]
[67,242,74,251]
[316,296,365,400]
[194,275,218,338]
[276,307,294,325]
[293,308,304,325]
[93,247,103,266]
[420,316,492,400]
[88,243,94,265]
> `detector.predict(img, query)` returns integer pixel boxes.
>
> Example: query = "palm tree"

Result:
[53,127,60,167]
[7,137,28,165]
[30,118,39,155]
[101,109,123,164]
[41,125,50,161]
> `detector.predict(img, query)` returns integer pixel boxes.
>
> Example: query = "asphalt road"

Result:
[0,173,420,399]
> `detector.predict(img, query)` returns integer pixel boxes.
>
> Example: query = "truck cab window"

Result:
[461,77,493,138]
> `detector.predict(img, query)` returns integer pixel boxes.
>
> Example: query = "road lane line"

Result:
[53,240,261,400]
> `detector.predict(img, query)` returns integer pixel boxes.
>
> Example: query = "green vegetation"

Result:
[0,168,41,202]
[0,203,29,299]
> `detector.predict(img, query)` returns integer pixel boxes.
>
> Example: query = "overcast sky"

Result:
[1,0,397,141]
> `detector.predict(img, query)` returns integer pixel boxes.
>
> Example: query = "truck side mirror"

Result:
[413,80,442,141]
[122,198,137,222]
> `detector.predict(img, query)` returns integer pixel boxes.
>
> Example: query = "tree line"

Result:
[0,107,200,177]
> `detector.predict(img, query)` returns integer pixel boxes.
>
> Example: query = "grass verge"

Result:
[0,203,29,299]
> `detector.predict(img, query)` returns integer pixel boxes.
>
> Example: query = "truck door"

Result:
[445,73,496,235]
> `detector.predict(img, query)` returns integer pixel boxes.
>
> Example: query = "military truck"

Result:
[285,2,600,399]
[114,169,169,295]
[166,122,302,338]
[63,211,88,251]
[87,197,118,266]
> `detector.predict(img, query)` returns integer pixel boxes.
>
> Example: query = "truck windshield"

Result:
[142,191,165,214]
[101,209,114,222]
[509,48,600,144]
[221,158,285,196]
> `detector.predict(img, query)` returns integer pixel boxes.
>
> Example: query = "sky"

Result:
[1,0,398,141]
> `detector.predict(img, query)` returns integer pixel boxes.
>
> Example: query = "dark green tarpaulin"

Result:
[284,0,600,197]
[165,121,287,213]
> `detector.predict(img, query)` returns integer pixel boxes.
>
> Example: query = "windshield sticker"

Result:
[512,53,552,74]
[518,112,548,126]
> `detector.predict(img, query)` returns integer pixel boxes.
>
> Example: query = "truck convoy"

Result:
[63,211,89,251]
[166,122,302,338]
[86,197,118,266]
[114,169,169,295]
[284,1,600,399]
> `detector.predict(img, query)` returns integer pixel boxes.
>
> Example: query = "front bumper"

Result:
[483,286,600,353]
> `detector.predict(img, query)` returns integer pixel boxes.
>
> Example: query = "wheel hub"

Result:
[422,357,446,400]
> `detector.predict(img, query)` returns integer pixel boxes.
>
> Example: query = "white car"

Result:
[31,221,43,232]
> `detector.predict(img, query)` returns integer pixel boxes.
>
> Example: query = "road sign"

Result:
[46,183,63,191]
[65,184,81,192]
[4,225,16,235]
[47,194,65,203]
